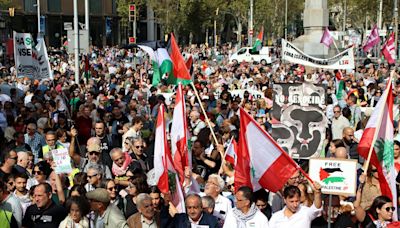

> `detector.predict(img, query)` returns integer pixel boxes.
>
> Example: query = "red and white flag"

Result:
[154,104,185,213]
[320,27,334,47]
[235,108,303,192]
[382,32,396,64]
[363,25,381,53]
[358,75,397,219]
[225,137,238,166]
[170,83,189,184]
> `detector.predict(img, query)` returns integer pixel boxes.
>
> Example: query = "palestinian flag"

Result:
[252,27,264,52]
[335,70,345,100]
[319,167,345,185]
[167,33,192,85]
[138,45,162,86]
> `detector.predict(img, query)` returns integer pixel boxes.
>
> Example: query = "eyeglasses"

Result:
[371,169,378,173]
[107,187,116,191]
[135,145,144,149]
[87,174,98,179]
[206,181,219,187]
[33,170,43,175]
[89,152,100,156]
[384,206,395,212]
[9,156,17,160]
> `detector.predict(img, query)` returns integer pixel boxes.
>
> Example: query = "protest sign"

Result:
[35,38,53,80]
[13,31,52,80]
[281,39,355,70]
[309,158,357,196]
[271,83,328,159]
[13,31,36,78]
[52,148,73,174]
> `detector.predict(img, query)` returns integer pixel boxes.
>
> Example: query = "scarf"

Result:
[112,152,132,176]
[232,203,258,228]
[374,220,390,228]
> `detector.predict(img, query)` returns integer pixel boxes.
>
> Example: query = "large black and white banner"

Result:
[281,39,355,70]
[271,83,328,159]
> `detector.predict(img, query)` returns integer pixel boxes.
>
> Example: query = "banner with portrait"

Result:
[271,83,328,159]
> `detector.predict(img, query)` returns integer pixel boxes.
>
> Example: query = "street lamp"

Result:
[219,10,242,49]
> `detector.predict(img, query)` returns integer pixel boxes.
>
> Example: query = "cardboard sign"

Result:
[52,148,73,174]
[309,158,357,196]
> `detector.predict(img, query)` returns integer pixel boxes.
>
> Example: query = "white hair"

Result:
[208,174,225,191]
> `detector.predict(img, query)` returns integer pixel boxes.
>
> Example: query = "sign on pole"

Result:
[13,31,36,78]
[309,158,358,196]
[13,31,52,80]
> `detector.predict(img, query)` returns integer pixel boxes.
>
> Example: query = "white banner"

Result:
[281,39,355,70]
[14,31,36,78]
[35,38,53,80]
[13,32,52,80]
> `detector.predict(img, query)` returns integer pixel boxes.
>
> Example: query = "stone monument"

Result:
[292,0,333,58]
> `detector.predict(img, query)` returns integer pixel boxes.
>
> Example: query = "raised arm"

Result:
[69,127,81,164]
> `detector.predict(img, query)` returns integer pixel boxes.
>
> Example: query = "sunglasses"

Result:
[135,145,144,149]
[371,169,378,173]
[9,156,17,160]
[33,170,43,175]
[89,152,100,156]
[384,206,395,212]
[87,174,98,179]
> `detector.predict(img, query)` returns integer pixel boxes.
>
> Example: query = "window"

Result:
[48,0,61,12]
[24,0,36,13]
[90,0,102,14]
[237,48,247,55]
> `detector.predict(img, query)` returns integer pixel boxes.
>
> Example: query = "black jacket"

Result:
[169,212,218,228]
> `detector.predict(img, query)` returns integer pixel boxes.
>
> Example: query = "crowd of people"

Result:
[0,42,399,228]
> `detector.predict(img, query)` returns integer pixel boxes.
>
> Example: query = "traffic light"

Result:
[129,4,135,22]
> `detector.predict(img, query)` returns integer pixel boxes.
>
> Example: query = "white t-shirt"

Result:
[269,204,322,228]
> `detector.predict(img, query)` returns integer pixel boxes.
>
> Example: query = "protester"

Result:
[127,193,160,227]
[269,184,322,227]
[59,196,90,228]
[223,186,269,228]
[22,183,67,228]
[170,193,218,228]
[0,179,23,227]
[86,188,128,228]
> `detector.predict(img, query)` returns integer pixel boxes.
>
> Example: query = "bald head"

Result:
[342,127,355,144]
[335,147,348,159]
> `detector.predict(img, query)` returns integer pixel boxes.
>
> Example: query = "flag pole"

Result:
[363,70,394,174]
[332,39,340,54]
[190,82,220,148]
[218,136,234,175]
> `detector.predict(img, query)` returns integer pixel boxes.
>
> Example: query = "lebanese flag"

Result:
[225,137,238,166]
[167,33,191,85]
[358,76,397,218]
[382,32,396,64]
[170,83,189,184]
[320,27,334,47]
[153,104,185,213]
[235,108,302,192]
[363,25,381,53]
